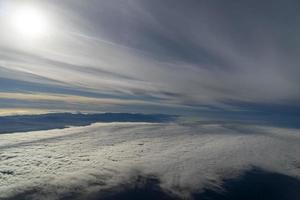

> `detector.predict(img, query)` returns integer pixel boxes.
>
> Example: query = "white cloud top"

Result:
[1,122,299,199]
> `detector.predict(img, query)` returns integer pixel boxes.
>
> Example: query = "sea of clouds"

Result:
[0,122,300,199]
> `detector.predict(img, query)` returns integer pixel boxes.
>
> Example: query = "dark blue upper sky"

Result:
[0,0,299,119]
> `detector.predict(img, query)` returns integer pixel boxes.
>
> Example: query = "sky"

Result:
[0,0,300,118]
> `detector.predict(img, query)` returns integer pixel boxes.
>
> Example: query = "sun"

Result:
[11,6,48,38]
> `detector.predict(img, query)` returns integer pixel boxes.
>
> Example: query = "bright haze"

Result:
[0,0,299,119]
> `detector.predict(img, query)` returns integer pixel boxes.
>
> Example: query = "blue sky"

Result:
[0,0,299,117]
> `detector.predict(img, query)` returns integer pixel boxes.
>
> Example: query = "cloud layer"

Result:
[1,122,299,199]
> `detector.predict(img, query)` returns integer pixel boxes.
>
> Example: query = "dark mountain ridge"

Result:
[0,112,177,134]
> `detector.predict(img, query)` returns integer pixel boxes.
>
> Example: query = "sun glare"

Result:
[11,6,48,38]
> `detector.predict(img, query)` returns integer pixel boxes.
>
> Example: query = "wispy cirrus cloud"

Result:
[0,0,299,116]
